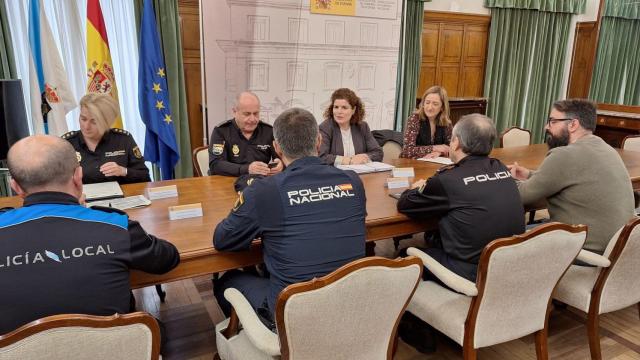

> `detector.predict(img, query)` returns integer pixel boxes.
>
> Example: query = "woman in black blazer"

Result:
[319,88,383,166]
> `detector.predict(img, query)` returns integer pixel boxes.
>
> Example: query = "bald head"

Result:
[8,135,80,194]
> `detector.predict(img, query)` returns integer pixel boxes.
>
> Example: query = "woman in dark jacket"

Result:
[319,88,383,166]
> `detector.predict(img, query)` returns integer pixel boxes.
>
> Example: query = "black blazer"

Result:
[319,118,383,165]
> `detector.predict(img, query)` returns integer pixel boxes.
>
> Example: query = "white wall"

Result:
[424,0,490,15]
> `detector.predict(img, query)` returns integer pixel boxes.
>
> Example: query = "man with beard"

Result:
[509,99,634,254]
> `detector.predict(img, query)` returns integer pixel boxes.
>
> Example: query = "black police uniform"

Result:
[398,155,525,282]
[208,119,278,176]
[62,129,151,184]
[0,192,179,334]
[213,156,366,324]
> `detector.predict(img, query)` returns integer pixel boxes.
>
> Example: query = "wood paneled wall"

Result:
[417,11,490,98]
[178,0,204,154]
[567,22,598,99]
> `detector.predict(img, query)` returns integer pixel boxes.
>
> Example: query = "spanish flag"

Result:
[86,0,122,128]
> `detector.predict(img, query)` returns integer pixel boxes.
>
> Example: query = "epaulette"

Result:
[88,205,127,215]
[216,119,234,128]
[436,163,457,173]
[110,128,131,136]
[61,130,79,139]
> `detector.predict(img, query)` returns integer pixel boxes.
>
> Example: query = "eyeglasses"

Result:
[546,117,573,126]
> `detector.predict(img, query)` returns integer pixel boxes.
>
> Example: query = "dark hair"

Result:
[452,114,497,156]
[551,99,596,131]
[323,88,365,125]
[415,85,451,127]
[8,135,79,192]
[273,108,319,159]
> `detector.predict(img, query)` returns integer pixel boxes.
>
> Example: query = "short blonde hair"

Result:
[79,93,120,136]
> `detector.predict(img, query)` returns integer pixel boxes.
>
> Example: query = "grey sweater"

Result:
[518,135,635,253]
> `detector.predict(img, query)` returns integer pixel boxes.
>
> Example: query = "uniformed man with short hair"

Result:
[208,91,283,176]
[398,113,525,283]
[0,135,179,335]
[396,114,524,354]
[212,108,366,329]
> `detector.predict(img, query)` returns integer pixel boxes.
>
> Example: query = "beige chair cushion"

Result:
[472,230,584,348]
[407,281,472,345]
[501,128,531,148]
[599,224,640,313]
[382,142,402,163]
[622,137,640,152]
[553,265,600,312]
[215,319,278,360]
[196,148,209,176]
[0,324,152,360]
[282,264,420,360]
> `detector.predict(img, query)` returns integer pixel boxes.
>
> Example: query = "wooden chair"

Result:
[214,256,423,360]
[192,145,209,177]
[0,312,160,360]
[500,126,531,148]
[406,223,586,360]
[553,217,640,360]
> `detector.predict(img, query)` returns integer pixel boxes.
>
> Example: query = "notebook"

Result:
[83,181,124,201]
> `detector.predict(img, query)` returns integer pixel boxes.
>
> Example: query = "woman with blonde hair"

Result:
[400,86,453,159]
[62,93,150,184]
[319,88,383,165]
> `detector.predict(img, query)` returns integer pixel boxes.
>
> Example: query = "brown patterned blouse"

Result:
[400,113,453,159]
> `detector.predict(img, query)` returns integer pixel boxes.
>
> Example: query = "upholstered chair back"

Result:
[598,218,640,314]
[192,145,209,177]
[500,127,531,148]
[0,313,159,360]
[622,135,640,152]
[276,257,422,360]
[382,141,402,162]
[471,226,585,348]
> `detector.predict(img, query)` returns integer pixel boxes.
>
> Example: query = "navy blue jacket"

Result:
[214,157,366,313]
[0,192,179,334]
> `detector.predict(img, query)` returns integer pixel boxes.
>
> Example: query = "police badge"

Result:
[76,151,82,162]
[232,144,240,156]
[133,146,143,159]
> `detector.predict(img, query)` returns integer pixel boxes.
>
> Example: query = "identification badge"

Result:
[105,150,126,157]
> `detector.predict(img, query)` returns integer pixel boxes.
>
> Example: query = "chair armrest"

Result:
[224,288,281,356]
[576,249,611,268]
[407,247,478,296]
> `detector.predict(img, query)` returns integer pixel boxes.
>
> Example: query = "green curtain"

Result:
[484,5,577,143]
[589,0,640,105]
[484,0,585,13]
[134,0,193,179]
[393,0,427,132]
[0,0,17,79]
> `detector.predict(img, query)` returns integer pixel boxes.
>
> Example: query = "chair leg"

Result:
[587,312,602,360]
[463,346,477,360]
[637,303,640,320]
[534,329,549,360]
[155,284,167,303]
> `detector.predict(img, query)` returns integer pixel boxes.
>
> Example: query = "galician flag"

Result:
[86,0,122,128]
[28,0,77,135]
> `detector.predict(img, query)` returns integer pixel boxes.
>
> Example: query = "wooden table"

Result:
[2,144,640,287]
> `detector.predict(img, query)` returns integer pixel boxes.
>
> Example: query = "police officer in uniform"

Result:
[396,114,524,353]
[63,93,150,184]
[208,92,283,176]
[0,135,179,335]
[213,108,366,328]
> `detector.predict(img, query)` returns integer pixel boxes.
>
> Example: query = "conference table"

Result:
[2,144,640,288]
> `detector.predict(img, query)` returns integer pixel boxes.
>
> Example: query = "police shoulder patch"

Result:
[232,191,245,212]
[61,130,79,139]
[211,143,224,156]
[132,146,143,159]
[110,128,131,136]
[436,163,457,173]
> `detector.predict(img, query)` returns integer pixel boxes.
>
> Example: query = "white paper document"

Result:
[86,195,152,210]
[337,161,395,174]
[83,181,124,201]
[417,157,453,165]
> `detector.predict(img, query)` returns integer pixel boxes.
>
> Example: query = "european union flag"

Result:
[138,0,180,180]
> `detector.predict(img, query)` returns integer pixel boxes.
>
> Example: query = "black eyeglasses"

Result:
[546,117,573,126]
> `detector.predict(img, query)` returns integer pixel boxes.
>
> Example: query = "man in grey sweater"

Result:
[509,99,634,254]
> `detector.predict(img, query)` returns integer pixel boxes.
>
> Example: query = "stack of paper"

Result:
[83,181,124,201]
[337,161,395,174]
[417,157,453,165]
[86,195,152,210]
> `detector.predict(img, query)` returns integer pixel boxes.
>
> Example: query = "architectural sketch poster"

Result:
[201,0,402,136]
